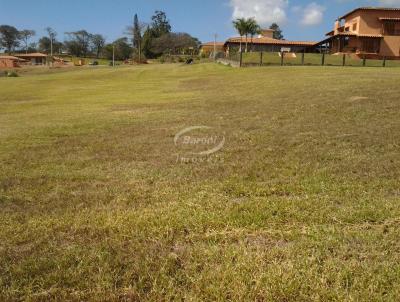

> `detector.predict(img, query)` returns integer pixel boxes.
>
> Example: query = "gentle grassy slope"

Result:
[1,64,400,301]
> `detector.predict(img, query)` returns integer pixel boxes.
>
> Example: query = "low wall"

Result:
[216,58,240,67]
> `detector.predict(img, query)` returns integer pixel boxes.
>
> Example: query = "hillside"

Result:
[1,64,400,301]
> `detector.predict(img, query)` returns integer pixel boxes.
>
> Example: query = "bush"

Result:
[132,54,148,64]
[7,71,19,77]
[159,55,174,63]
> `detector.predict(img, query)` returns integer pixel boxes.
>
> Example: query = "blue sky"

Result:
[0,0,399,44]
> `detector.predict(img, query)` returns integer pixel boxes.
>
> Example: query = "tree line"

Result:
[0,11,200,61]
[0,24,108,58]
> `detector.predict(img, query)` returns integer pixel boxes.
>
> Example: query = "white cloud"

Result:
[299,3,325,26]
[229,0,288,26]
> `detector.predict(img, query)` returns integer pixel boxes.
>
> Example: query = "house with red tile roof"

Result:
[224,29,316,55]
[200,42,225,57]
[13,53,48,65]
[0,55,28,68]
[316,7,400,58]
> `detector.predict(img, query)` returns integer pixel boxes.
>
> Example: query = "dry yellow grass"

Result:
[1,63,400,301]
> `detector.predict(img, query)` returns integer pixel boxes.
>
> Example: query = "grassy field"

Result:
[1,63,400,301]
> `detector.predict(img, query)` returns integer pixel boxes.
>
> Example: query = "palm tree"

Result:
[247,18,261,52]
[233,18,247,53]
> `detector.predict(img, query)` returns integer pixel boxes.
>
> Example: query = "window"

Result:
[384,22,400,35]
[352,23,357,31]
[385,22,395,34]
[345,27,350,32]
[361,39,380,53]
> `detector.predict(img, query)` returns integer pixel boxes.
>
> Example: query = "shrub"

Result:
[159,55,174,63]
[132,54,148,64]
[7,71,19,77]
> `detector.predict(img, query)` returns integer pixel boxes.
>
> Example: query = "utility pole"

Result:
[45,28,56,67]
[213,33,217,61]
[112,44,115,67]
[50,37,53,67]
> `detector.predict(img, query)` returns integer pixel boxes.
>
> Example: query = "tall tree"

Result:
[133,14,142,61]
[19,29,36,53]
[151,11,171,37]
[247,18,261,52]
[269,23,283,40]
[91,34,105,58]
[45,27,57,56]
[27,42,38,53]
[0,25,20,54]
[232,18,247,53]
[104,37,132,61]
[142,26,154,58]
[141,11,171,59]
[126,14,145,62]
[65,30,92,57]
[38,36,63,54]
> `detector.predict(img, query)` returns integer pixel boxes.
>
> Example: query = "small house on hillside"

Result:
[14,53,47,65]
[316,7,400,58]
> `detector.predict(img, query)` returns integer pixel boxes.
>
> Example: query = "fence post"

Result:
[383,56,386,67]
[260,52,263,66]
[363,55,366,67]
[280,52,284,66]
[239,51,243,67]
[342,54,346,66]
[301,51,305,65]
[321,53,325,66]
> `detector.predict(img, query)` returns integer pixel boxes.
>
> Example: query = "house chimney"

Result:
[334,19,341,35]
[258,29,275,39]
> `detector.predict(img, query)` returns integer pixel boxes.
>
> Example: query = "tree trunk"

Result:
[139,40,142,63]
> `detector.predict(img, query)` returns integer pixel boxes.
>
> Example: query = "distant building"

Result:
[14,53,48,65]
[317,7,400,58]
[200,42,225,57]
[224,29,316,54]
[0,56,26,68]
